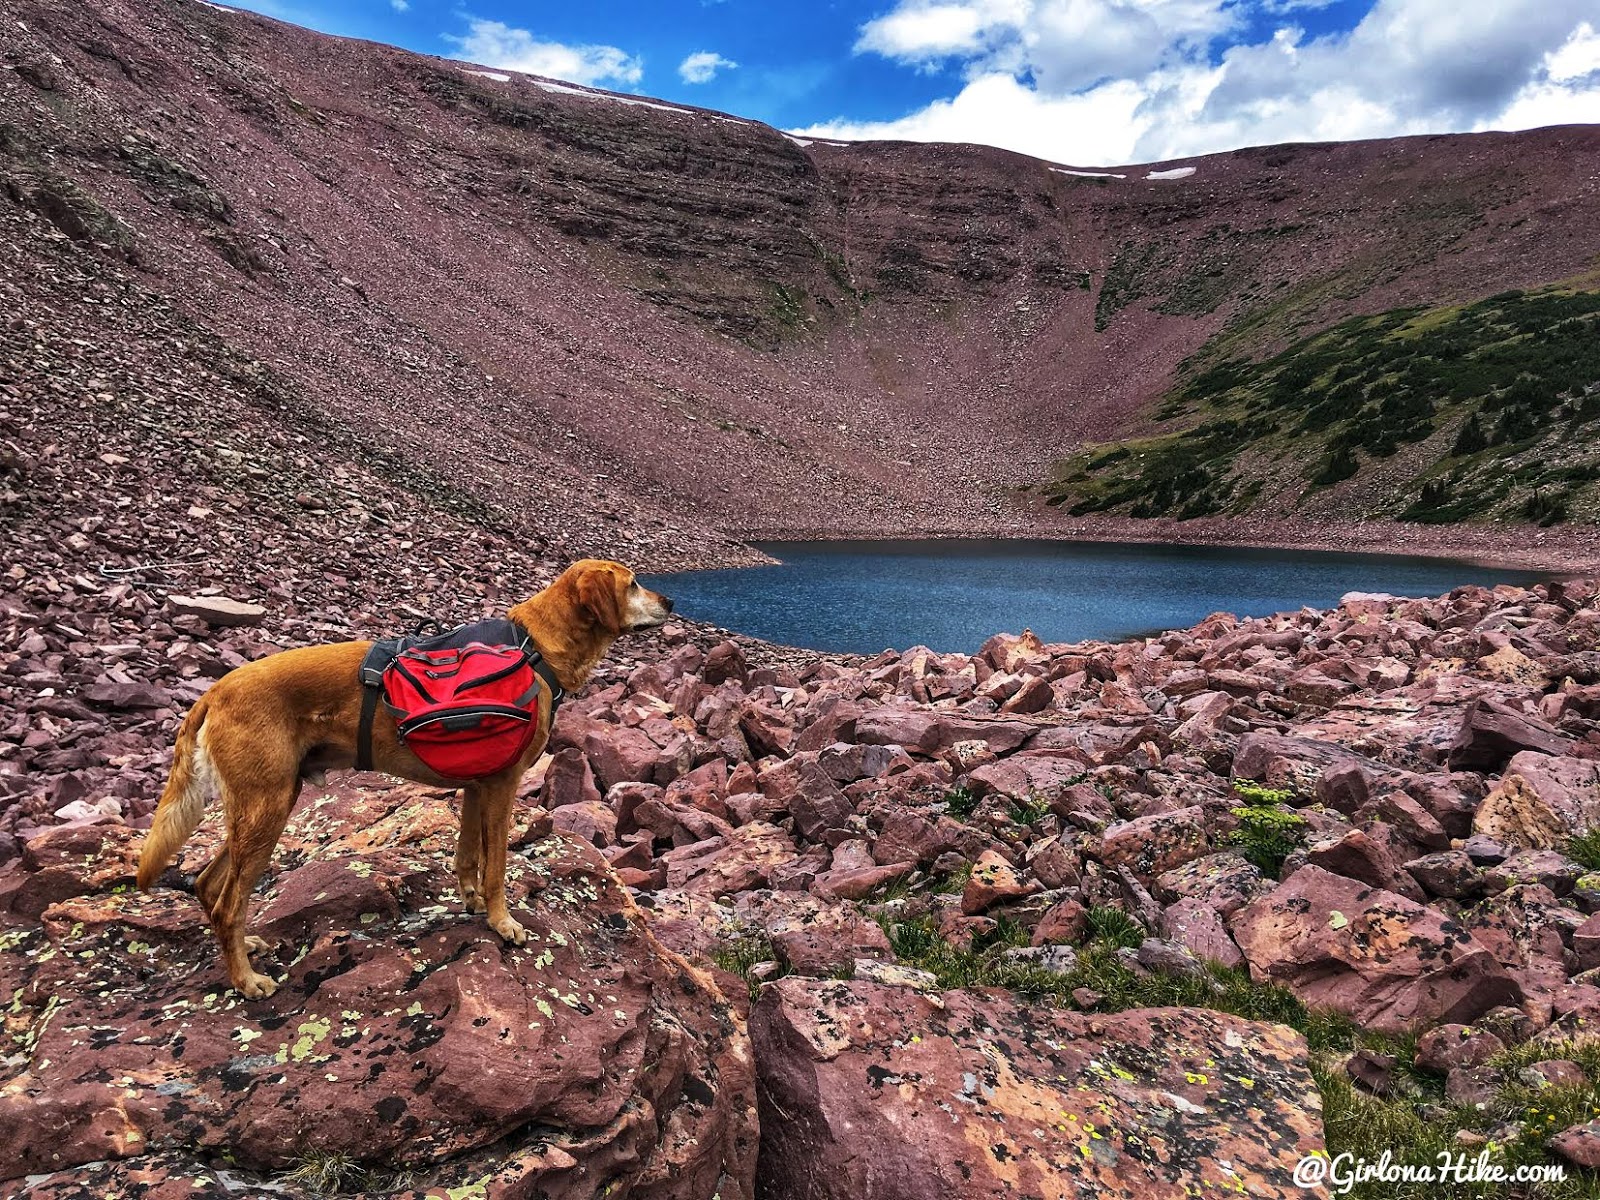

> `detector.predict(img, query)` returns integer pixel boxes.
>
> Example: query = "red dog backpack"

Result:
[355,618,563,781]
[382,643,541,779]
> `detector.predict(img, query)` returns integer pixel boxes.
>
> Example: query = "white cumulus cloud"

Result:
[389,0,408,11]
[1546,20,1600,83]
[1492,22,1600,130]
[800,0,1600,165]
[857,0,1235,88]
[855,0,1013,61]
[796,71,1150,165]
[679,50,738,84]
[449,19,643,88]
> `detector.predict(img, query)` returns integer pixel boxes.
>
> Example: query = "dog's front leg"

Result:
[476,779,528,945]
[455,786,486,913]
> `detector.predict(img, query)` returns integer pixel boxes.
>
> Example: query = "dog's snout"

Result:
[661,594,674,613]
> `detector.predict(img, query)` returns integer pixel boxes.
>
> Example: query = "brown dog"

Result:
[136,559,673,998]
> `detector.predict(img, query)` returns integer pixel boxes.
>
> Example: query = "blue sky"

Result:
[218,0,1600,165]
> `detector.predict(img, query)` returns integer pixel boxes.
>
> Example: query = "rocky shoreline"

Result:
[727,512,1600,577]
[9,575,1600,1195]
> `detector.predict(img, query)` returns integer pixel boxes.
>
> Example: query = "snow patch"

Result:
[199,1,238,11]
[1050,167,1126,179]
[531,79,694,115]
[1146,167,1197,180]
[466,70,511,82]
[784,135,851,148]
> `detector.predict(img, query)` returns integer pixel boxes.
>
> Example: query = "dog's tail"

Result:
[137,694,216,890]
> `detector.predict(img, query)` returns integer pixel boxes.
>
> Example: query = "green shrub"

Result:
[1523,487,1571,526]
[943,786,979,819]
[1310,445,1359,485]
[1225,785,1305,878]
[1452,411,1487,455]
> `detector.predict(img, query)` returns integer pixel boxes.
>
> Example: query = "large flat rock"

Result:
[751,978,1322,1200]
[0,786,757,1199]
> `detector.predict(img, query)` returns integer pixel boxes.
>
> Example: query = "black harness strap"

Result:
[531,659,565,712]
[356,637,400,772]
[355,620,563,772]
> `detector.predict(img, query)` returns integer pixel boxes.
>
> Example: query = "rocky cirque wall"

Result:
[3,0,1599,536]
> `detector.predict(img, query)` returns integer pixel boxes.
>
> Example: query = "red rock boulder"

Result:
[1099,806,1210,878]
[1229,865,1522,1034]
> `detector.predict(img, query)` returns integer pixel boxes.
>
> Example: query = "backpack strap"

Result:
[356,638,400,771]
[503,621,565,715]
[531,657,565,714]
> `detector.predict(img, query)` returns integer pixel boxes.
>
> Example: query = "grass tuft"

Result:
[282,1150,369,1195]
[943,786,979,819]
[1566,831,1600,873]
[1085,905,1147,950]
[711,934,782,1003]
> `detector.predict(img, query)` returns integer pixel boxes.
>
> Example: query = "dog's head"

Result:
[557,559,674,636]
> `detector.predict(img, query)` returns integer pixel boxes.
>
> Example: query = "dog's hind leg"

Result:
[477,779,528,946]
[454,786,487,913]
[197,780,298,999]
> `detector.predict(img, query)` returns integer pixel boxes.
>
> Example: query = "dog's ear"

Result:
[576,566,624,635]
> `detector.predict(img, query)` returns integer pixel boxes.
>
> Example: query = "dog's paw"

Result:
[236,971,280,1000]
[459,886,487,914]
[244,935,270,953]
[491,915,527,945]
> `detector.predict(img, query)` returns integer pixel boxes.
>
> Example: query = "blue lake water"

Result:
[643,538,1553,655]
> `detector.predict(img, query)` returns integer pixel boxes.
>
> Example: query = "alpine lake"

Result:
[643,538,1555,655]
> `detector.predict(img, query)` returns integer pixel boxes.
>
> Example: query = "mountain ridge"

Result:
[3,0,1599,561]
